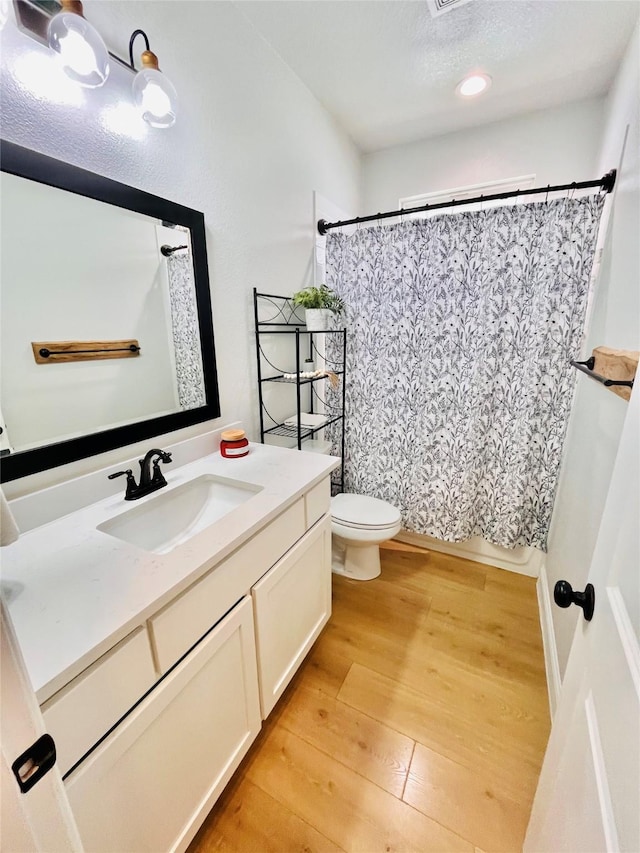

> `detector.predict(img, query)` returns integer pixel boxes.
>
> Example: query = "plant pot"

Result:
[305,308,333,331]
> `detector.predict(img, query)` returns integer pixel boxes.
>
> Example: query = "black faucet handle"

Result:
[160,451,172,464]
[108,469,134,481]
[108,468,139,499]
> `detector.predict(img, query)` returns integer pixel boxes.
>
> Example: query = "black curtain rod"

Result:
[317,170,617,235]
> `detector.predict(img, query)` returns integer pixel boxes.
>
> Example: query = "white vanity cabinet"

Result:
[58,474,333,853]
[65,596,261,853]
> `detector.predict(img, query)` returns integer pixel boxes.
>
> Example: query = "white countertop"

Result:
[1,442,339,704]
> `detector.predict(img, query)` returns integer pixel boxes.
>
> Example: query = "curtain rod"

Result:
[317,170,617,235]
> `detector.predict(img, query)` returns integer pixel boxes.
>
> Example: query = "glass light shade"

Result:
[132,68,177,128]
[47,11,110,88]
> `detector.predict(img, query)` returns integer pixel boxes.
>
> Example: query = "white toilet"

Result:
[330,493,402,581]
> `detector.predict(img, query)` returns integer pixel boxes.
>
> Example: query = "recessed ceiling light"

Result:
[456,73,492,98]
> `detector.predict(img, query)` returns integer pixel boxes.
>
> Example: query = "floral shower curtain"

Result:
[325,195,605,550]
[166,252,206,410]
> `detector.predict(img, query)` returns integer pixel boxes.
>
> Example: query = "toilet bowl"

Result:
[330,493,402,581]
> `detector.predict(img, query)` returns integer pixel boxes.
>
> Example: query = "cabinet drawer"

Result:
[66,596,261,853]
[150,498,305,673]
[42,627,156,777]
[305,477,331,529]
[252,515,332,717]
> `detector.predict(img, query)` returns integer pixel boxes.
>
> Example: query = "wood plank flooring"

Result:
[189,542,550,853]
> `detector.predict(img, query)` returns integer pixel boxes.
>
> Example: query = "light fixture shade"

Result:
[47,7,110,88]
[132,67,177,128]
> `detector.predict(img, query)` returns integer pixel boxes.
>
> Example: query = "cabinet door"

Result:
[65,597,261,853]
[252,515,332,717]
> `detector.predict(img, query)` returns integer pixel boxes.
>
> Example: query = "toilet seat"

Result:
[331,493,401,530]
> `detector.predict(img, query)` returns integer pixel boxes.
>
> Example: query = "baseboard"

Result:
[395,530,542,577]
[537,562,561,718]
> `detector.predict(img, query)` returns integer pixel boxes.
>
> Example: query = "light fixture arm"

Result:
[128,27,177,127]
[129,29,151,69]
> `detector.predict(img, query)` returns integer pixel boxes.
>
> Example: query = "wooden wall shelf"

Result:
[31,340,141,364]
[571,346,638,401]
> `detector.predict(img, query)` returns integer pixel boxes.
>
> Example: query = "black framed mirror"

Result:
[0,140,220,482]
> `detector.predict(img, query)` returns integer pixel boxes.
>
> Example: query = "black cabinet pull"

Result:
[554,580,595,622]
[11,734,57,793]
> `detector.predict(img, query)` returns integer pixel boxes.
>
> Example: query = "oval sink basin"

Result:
[98,474,263,554]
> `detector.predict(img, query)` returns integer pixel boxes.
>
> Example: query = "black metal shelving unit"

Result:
[253,289,346,494]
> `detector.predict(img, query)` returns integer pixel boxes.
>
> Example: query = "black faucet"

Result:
[108,448,173,500]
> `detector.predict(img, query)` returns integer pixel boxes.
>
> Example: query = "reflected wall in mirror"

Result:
[0,141,220,481]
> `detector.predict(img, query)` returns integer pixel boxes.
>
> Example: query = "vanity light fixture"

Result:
[47,0,110,88]
[456,72,492,98]
[16,2,178,128]
[129,30,178,129]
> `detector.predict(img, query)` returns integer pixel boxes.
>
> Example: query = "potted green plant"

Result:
[292,285,345,331]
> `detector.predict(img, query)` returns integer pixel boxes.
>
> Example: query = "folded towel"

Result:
[284,413,327,428]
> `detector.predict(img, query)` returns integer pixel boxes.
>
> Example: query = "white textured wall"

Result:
[0,0,360,495]
[363,98,604,212]
[545,23,640,677]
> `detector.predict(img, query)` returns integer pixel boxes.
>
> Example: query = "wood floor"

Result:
[189,542,550,853]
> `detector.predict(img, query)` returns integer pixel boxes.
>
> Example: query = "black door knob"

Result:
[554,580,595,622]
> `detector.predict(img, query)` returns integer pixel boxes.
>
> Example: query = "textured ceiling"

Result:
[237,0,639,152]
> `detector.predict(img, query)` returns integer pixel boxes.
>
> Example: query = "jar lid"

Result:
[221,429,246,442]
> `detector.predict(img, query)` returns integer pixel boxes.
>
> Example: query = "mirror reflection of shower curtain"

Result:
[166,251,206,410]
[325,195,606,551]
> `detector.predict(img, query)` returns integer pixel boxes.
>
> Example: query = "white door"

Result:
[1,599,83,852]
[525,385,639,852]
